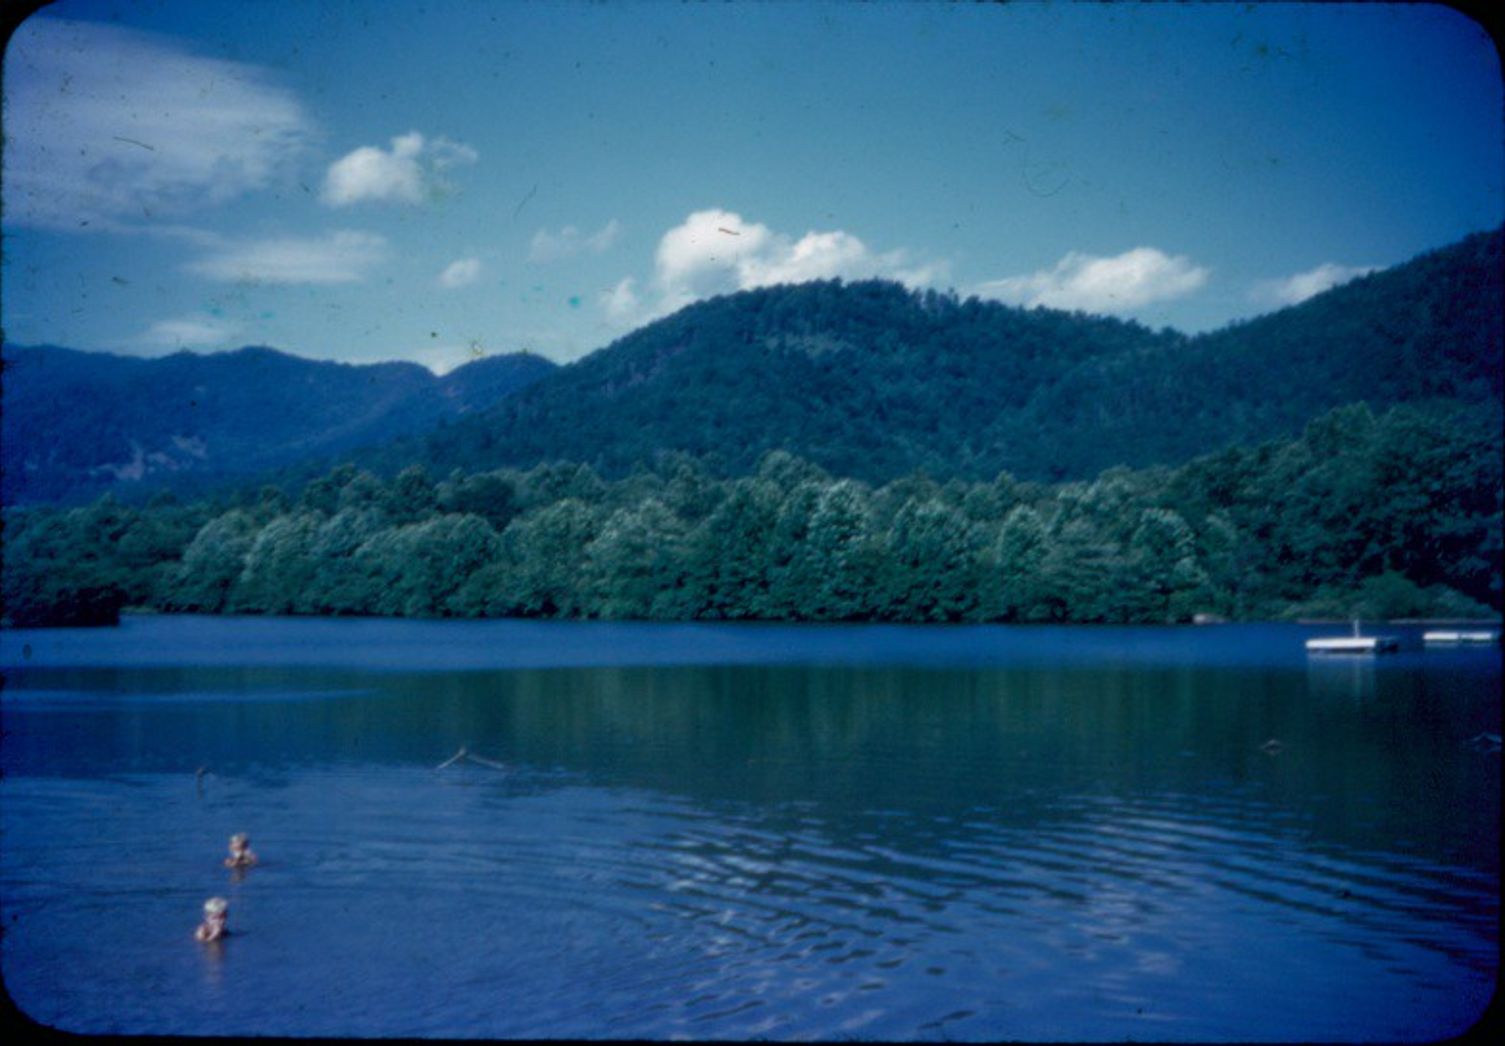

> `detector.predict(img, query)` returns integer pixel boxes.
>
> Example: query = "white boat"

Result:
[1423,629,1500,644]
[1306,620,1399,654]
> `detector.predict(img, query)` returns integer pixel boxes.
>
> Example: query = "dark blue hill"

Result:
[0,344,555,503]
[382,227,1501,483]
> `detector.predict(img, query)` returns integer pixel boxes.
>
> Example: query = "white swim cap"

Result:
[204,897,228,915]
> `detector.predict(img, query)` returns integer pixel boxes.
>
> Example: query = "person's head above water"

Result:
[196,896,230,941]
[225,833,258,867]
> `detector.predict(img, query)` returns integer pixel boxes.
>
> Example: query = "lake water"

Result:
[1,616,1498,1040]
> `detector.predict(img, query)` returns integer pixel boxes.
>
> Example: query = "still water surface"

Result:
[1,616,1498,1039]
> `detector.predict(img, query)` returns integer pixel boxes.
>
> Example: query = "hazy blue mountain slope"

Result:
[1,345,555,503]
[6,227,1498,502]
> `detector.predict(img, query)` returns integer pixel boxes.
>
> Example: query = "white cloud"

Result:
[322,133,424,206]
[2,17,313,230]
[588,219,623,254]
[973,248,1209,314]
[608,208,944,325]
[427,137,480,170]
[321,132,477,207]
[140,314,240,349]
[188,230,389,284]
[599,277,641,324]
[438,257,482,288]
[530,219,622,262]
[1251,262,1377,307]
[653,209,776,310]
[890,259,953,288]
[743,229,871,286]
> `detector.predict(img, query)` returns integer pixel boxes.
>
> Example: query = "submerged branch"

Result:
[435,745,507,771]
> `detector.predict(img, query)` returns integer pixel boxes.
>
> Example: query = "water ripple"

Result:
[4,745,1497,1039]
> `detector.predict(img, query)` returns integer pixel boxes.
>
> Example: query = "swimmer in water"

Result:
[195,897,229,942]
[224,833,258,868]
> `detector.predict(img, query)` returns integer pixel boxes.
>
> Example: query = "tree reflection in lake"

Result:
[1,619,1497,1039]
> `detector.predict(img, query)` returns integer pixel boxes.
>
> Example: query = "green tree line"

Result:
[3,401,1499,627]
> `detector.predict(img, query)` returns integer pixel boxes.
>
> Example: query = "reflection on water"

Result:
[1306,655,1379,703]
[1,620,1498,1040]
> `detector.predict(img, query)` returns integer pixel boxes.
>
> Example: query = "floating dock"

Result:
[1422,630,1500,645]
[1306,621,1400,654]
[1306,635,1400,654]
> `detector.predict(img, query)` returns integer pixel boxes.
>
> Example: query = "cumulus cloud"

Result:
[605,208,944,325]
[140,313,239,349]
[438,257,482,288]
[742,228,872,286]
[1251,262,1377,307]
[530,219,622,263]
[321,132,477,207]
[188,230,389,284]
[599,277,641,324]
[973,248,1209,314]
[652,209,776,310]
[2,17,313,230]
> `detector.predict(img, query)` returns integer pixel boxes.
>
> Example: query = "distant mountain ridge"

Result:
[0,345,556,503]
[5,226,1500,504]
[381,226,1502,483]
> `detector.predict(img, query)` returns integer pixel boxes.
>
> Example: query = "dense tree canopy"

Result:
[5,401,1498,627]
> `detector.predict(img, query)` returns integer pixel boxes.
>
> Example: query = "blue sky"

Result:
[3,0,1500,370]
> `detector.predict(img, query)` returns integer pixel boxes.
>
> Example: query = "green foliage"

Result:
[1,507,126,626]
[1038,515,1129,622]
[307,506,391,613]
[796,480,879,621]
[497,498,601,616]
[4,400,1500,627]
[386,465,437,525]
[584,499,687,619]
[8,229,1498,625]
[233,512,321,614]
[1283,573,1495,622]
[351,513,501,617]
[1126,508,1211,623]
[163,509,260,612]
[0,571,125,627]
[878,497,980,621]
[681,479,780,620]
[990,504,1050,622]
[438,471,519,532]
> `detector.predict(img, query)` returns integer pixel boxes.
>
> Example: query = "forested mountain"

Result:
[5,227,1499,507]
[1021,228,1504,476]
[0,345,556,503]
[6,226,1500,627]
[379,227,1502,483]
